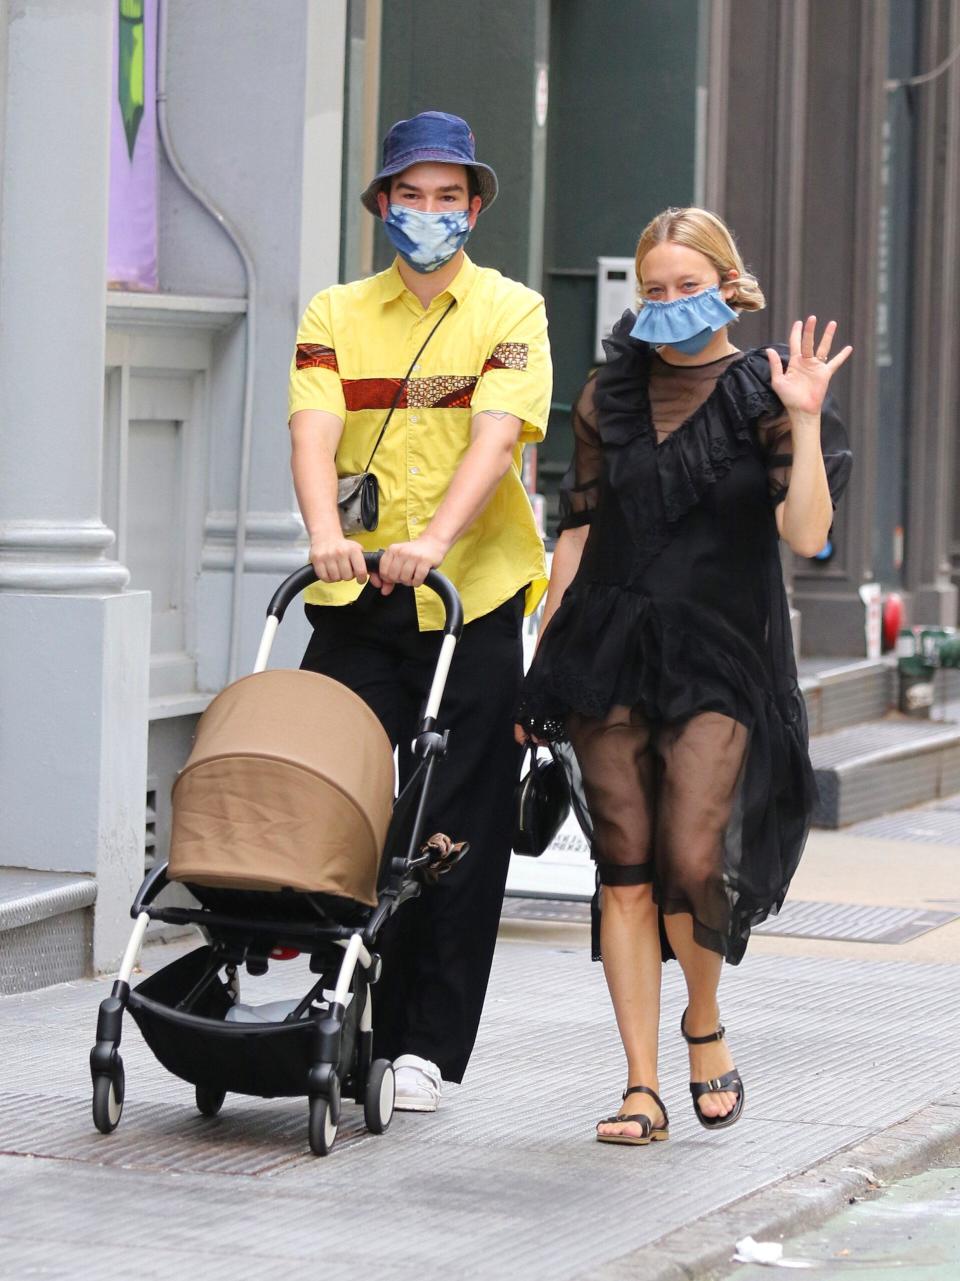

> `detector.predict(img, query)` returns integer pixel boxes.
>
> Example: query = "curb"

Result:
[577,1092,960,1281]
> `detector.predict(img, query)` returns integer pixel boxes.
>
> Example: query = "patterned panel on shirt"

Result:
[295,343,339,372]
[482,342,528,373]
[407,375,478,409]
[341,347,528,412]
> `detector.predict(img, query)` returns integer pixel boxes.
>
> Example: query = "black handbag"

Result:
[513,745,570,857]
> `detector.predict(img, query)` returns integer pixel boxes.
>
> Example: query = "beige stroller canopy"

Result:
[169,670,394,906]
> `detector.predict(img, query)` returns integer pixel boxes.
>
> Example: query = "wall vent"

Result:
[145,781,157,870]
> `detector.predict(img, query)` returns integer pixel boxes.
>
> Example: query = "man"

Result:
[288,111,551,1109]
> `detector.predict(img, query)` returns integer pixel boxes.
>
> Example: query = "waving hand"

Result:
[766,317,852,416]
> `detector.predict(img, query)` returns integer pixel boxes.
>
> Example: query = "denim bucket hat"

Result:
[360,111,498,216]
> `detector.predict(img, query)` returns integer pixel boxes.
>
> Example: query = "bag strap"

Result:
[363,297,456,473]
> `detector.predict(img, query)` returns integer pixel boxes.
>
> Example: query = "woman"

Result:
[516,207,852,1146]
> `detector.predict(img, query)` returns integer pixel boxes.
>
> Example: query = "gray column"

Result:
[700,0,730,213]
[788,0,888,655]
[716,2,890,655]
[951,2,960,594]
[715,1,810,642]
[0,0,126,592]
[904,0,960,625]
[0,0,150,969]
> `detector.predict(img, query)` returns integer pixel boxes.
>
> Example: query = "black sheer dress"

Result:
[518,314,852,964]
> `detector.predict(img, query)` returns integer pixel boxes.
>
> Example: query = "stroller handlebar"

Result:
[266,556,465,638]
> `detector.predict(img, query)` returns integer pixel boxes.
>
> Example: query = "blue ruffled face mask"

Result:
[383,204,472,274]
[629,284,738,355]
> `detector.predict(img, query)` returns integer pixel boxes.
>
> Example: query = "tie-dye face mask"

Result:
[383,205,472,273]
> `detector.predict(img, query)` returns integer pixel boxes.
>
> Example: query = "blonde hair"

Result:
[634,207,766,313]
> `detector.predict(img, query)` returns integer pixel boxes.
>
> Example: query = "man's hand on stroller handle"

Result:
[308,532,447,595]
[309,533,370,585]
[375,534,448,594]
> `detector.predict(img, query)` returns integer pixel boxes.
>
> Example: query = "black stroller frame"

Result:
[90,554,464,1155]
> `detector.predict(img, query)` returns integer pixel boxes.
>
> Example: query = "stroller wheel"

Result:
[92,1060,125,1134]
[364,1059,395,1135]
[308,1097,338,1156]
[195,1083,226,1117]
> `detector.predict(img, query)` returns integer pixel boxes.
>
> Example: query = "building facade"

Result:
[1,0,958,975]
[365,0,960,654]
[0,0,346,971]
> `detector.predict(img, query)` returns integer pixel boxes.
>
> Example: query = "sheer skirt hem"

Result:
[590,882,792,967]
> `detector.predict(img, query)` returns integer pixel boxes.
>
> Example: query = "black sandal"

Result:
[681,1009,745,1130]
[596,1084,670,1146]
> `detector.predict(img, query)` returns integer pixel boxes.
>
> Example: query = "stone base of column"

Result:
[793,587,869,658]
[0,590,150,971]
[909,581,958,629]
[0,522,129,593]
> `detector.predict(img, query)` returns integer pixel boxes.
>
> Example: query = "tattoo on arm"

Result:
[481,410,512,420]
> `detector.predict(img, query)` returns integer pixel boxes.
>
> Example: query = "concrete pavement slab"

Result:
[2,927,960,1280]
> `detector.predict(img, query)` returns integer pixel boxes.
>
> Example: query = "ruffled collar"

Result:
[596,310,786,448]
[593,311,791,529]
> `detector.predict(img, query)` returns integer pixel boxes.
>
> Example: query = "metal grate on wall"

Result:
[144,780,157,871]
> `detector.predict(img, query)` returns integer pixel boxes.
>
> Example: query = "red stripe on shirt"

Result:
[342,378,408,411]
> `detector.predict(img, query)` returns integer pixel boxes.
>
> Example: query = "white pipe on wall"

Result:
[156,0,257,684]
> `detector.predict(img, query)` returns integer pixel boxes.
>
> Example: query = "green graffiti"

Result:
[119,0,145,161]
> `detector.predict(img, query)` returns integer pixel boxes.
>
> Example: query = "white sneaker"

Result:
[392,1054,443,1112]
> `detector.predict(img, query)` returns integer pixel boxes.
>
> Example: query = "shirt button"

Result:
[410,466,420,475]
[410,414,419,423]
[412,363,421,373]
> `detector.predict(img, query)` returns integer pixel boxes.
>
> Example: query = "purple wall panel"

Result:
[107,0,158,290]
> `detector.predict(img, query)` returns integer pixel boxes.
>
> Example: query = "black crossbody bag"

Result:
[337,299,456,533]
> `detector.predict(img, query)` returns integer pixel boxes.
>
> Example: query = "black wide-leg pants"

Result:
[301,584,524,1083]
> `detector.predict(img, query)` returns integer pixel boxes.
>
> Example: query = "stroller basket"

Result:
[127,946,348,1099]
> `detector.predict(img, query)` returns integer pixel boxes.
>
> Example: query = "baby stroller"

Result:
[89,555,465,1156]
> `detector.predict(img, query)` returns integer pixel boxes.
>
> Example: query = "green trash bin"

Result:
[898,654,935,717]
[938,635,960,668]
[919,627,952,662]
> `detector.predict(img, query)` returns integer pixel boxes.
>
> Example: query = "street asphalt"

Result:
[722,1142,960,1281]
[1,825,959,1280]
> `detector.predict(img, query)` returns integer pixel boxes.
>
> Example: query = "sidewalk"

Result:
[2,827,959,1281]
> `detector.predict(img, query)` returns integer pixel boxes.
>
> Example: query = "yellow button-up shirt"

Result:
[288,255,552,630]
